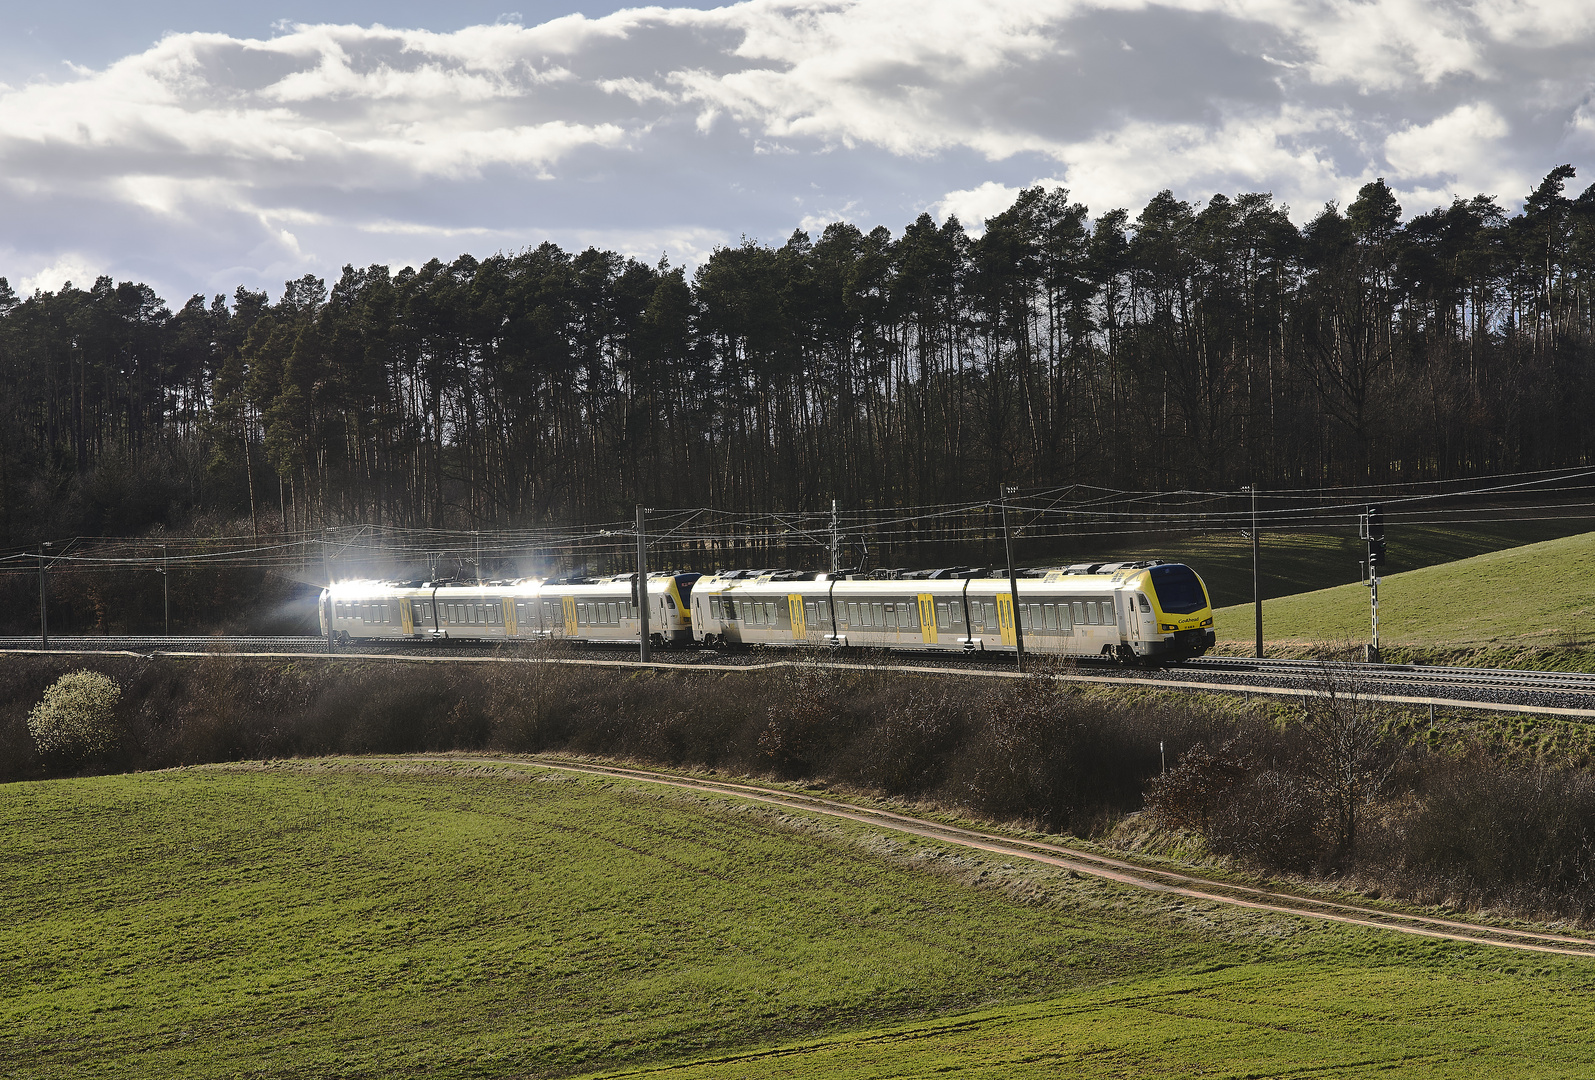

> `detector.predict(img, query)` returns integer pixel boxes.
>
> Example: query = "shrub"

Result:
[28,670,122,760]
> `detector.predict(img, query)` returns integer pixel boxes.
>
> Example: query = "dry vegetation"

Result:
[4,651,1594,924]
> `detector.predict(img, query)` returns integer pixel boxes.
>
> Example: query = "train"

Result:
[318,560,1217,664]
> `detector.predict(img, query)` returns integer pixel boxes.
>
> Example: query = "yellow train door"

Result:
[996,594,1016,646]
[503,598,517,637]
[399,598,414,636]
[918,594,937,644]
[561,596,578,637]
[788,593,806,639]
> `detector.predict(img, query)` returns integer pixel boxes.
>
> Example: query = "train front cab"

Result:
[1127,563,1215,661]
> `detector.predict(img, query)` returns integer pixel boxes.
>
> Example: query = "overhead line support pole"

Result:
[322,532,334,654]
[637,505,651,662]
[38,542,50,647]
[1248,485,1262,658]
[1000,487,1025,673]
[830,498,840,576]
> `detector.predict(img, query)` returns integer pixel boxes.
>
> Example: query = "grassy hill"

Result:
[1104,516,1595,609]
[4,758,1594,1078]
[1213,529,1595,655]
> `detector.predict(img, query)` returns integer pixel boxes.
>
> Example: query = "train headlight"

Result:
[1159,623,1177,632]
[1200,617,1213,627]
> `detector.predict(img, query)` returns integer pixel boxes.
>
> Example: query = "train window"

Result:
[1058,603,1072,629]
[577,603,587,626]
[804,602,816,623]
[845,603,857,625]
[949,604,963,626]
[711,597,721,619]
[665,595,676,609]
[1090,603,1104,625]
[883,604,897,629]
[1138,593,1152,613]
[1044,604,1057,630]
[936,602,949,627]
[904,602,919,630]
[1018,605,1030,631]
[869,603,881,626]
[1073,601,1085,625]
[982,602,995,629]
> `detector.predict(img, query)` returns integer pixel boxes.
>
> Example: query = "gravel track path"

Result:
[415,755,1595,959]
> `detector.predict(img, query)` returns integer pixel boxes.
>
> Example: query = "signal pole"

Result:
[636,505,651,662]
[1000,486,1025,673]
[1361,505,1385,663]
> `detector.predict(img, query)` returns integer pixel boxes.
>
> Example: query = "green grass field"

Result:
[1213,529,1595,656]
[4,759,1595,1078]
[1035,515,1595,609]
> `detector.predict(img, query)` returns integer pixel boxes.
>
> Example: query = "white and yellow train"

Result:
[318,560,1215,663]
[319,573,700,648]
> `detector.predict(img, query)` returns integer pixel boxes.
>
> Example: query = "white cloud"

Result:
[2,1,1595,302]
[1385,102,1511,181]
[935,179,1067,229]
[20,255,104,295]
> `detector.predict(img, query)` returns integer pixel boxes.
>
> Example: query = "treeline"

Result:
[6,166,1595,544]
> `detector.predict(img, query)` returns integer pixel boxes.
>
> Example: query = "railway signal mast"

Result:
[1361,505,1386,663]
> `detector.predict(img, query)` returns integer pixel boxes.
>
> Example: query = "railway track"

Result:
[1187,655,1595,694]
[8,635,1595,714]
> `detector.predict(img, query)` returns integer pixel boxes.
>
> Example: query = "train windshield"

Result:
[1149,564,1207,614]
[675,573,702,604]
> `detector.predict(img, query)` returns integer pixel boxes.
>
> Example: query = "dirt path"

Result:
[385,754,1595,959]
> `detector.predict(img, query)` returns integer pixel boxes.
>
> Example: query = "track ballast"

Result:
[6,636,1595,715]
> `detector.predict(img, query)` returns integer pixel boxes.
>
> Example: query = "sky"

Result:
[3,0,1594,307]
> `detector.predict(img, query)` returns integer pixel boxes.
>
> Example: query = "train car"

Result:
[320,578,545,643]
[534,573,700,647]
[318,572,702,647]
[688,560,1214,663]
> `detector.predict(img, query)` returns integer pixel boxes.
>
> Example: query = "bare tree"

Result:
[1299,665,1400,863]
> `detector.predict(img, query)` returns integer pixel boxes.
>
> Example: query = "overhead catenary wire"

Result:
[7,463,1595,577]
